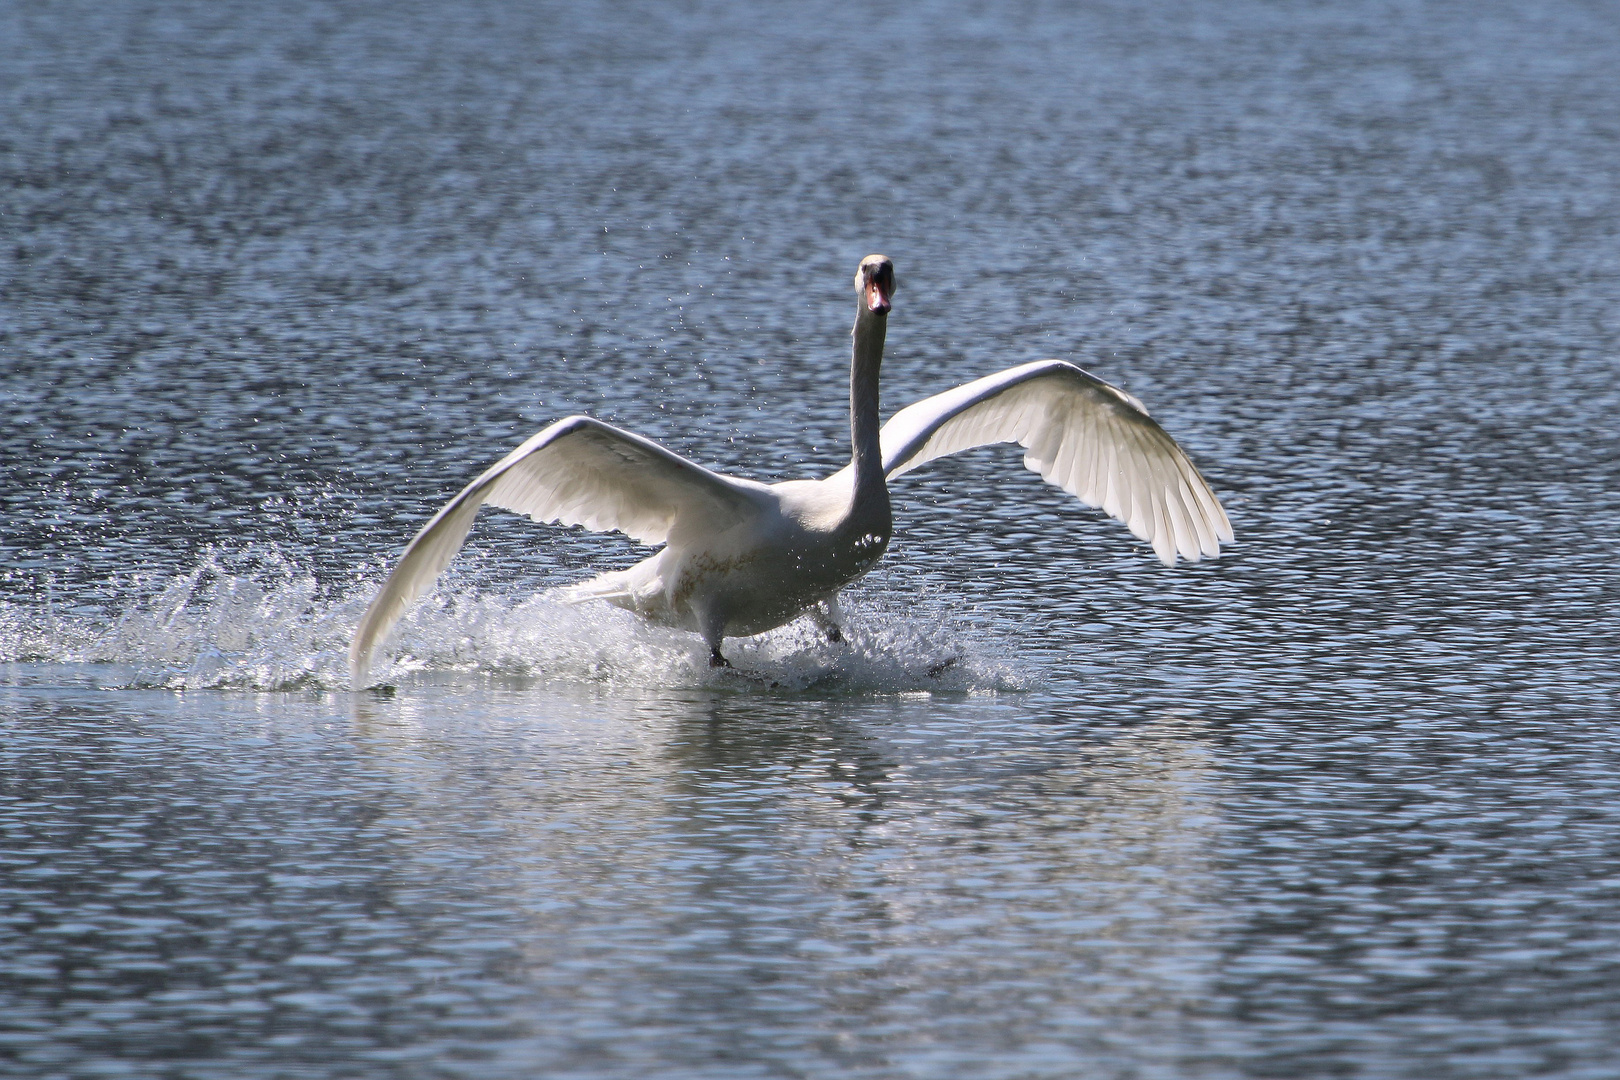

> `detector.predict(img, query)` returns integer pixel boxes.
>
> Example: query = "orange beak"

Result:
[865,277,892,314]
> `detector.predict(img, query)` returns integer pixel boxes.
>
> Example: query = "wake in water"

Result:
[0,548,1031,694]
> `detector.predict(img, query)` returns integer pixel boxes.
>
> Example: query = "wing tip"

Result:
[348,654,372,692]
[1164,521,1233,567]
[348,610,384,690]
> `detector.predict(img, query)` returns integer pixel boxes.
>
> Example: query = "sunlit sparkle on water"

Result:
[3,0,1620,1077]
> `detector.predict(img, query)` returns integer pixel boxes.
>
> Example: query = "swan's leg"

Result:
[812,597,846,644]
[695,603,730,668]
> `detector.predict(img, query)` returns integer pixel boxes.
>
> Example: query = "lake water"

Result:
[4,0,1620,1076]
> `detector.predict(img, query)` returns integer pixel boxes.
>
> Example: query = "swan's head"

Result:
[855,254,895,315]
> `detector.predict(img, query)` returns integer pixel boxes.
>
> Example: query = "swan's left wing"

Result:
[881,359,1232,565]
[349,416,766,687]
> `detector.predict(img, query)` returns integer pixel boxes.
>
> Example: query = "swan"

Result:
[348,255,1232,687]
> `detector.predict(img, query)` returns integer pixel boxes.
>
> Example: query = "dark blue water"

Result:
[4,1,1620,1076]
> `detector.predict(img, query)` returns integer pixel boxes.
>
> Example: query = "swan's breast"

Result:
[771,474,856,534]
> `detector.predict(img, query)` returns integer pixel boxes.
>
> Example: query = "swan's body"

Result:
[349,256,1231,687]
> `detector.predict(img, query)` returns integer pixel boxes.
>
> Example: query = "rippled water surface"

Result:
[4,1,1620,1076]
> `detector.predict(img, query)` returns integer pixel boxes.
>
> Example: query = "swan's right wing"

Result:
[881,359,1232,565]
[349,416,763,687]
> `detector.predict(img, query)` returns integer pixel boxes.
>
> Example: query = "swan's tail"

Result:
[552,568,639,609]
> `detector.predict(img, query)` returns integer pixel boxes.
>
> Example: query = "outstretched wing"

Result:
[880,360,1232,565]
[349,416,765,686]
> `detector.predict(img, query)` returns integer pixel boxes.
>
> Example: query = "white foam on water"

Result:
[0,548,1034,695]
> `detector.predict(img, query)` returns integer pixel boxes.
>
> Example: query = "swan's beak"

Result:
[865,279,892,314]
[857,255,894,314]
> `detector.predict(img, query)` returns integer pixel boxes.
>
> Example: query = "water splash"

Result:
[0,549,1032,695]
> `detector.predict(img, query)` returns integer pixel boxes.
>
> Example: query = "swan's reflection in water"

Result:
[350,687,1233,1072]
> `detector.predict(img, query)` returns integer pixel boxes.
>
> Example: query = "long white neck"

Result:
[848,300,891,522]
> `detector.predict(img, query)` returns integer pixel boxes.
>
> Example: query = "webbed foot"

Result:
[813,599,846,645]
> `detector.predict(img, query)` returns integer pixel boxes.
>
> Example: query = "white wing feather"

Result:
[349,416,763,686]
[881,360,1232,565]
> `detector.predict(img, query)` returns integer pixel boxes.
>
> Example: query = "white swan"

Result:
[348,255,1232,687]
